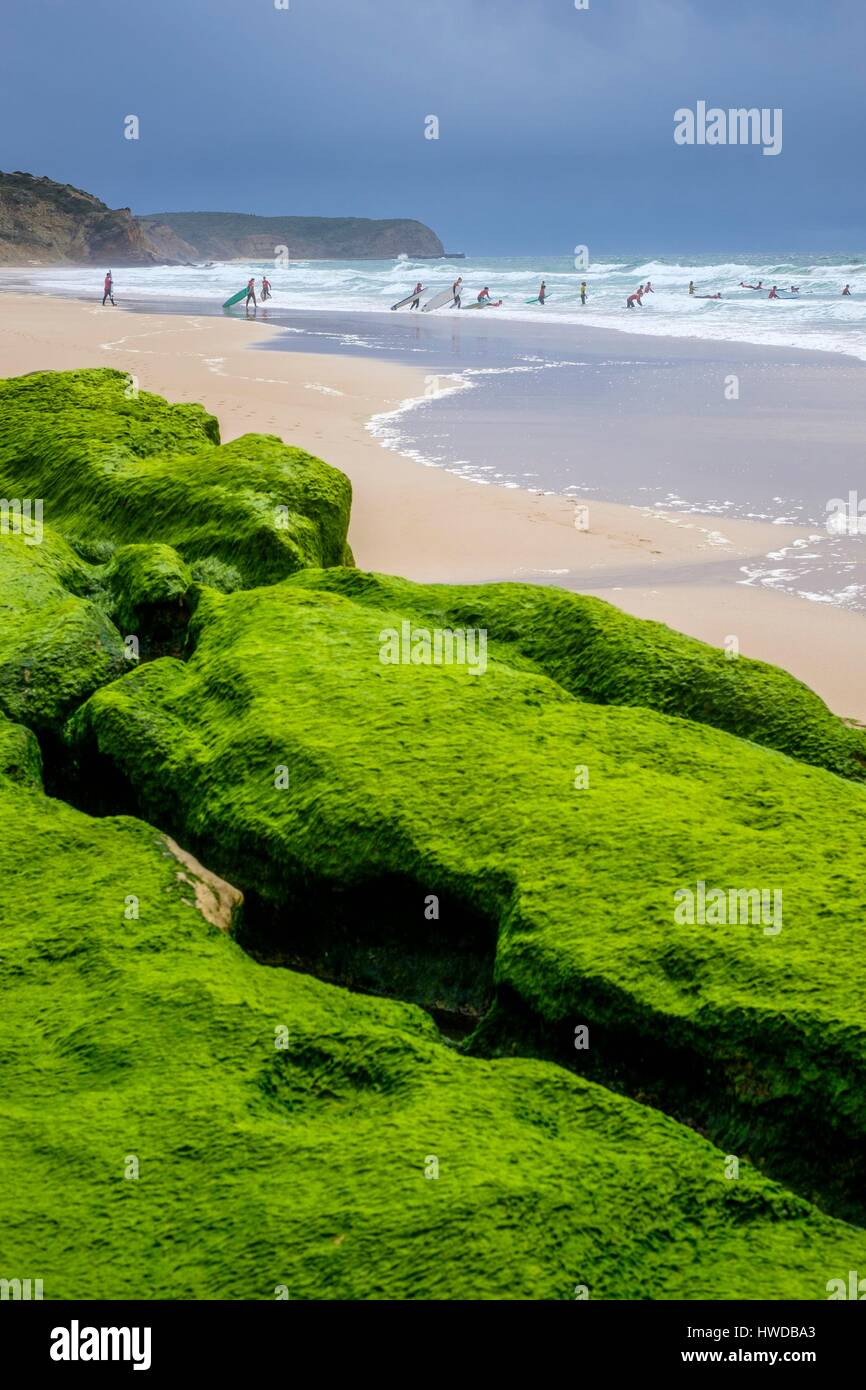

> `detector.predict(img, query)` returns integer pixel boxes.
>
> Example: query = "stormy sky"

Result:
[2,0,863,253]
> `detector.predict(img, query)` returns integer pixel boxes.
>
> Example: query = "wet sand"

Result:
[0,286,864,719]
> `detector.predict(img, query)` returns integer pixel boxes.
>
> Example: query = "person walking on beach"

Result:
[580,280,587,305]
[451,275,463,309]
[245,277,257,308]
[410,281,423,309]
[843,284,852,295]
[102,271,115,306]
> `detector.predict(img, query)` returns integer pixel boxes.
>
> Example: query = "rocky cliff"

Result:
[137,210,445,260]
[0,170,163,266]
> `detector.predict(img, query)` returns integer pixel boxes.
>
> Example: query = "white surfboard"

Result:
[422,288,457,312]
[391,288,427,310]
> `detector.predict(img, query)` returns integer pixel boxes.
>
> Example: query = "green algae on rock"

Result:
[1,714,864,1299]
[0,368,354,587]
[287,569,866,781]
[0,526,126,734]
[65,569,866,1219]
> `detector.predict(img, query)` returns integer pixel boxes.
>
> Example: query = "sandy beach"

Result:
[1,288,864,719]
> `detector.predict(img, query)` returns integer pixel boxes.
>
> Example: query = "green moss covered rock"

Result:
[1,719,863,1298]
[64,569,866,1220]
[104,543,194,638]
[0,527,126,733]
[0,369,353,587]
[289,569,866,780]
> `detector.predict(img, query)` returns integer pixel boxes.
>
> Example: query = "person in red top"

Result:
[842,284,852,296]
[261,276,271,301]
[626,287,643,309]
[768,285,780,299]
[410,281,423,309]
[102,271,115,306]
[245,277,257,308]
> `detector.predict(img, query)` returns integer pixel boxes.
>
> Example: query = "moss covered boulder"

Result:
[0,526,126,733]
[65,568,866,1219]
[0,368,353,587]
[1,714,864,1299]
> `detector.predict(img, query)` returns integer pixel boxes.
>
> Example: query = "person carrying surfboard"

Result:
[538,281,547,305]
[410,281,423,309]
[451,276,463,309]
[245,277,257,308]
[580,281,587,305]
[102,271,115,306]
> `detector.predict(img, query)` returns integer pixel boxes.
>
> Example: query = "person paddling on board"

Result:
[451,276,463,309]
[245,277,257,308]
[102,271,115,306]
[410,281,423,309]
[580,281,587,305]
[261,275,271,301]
[842,284,852,295]
[739,280,764,290]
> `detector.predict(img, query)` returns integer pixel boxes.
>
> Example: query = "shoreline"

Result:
[1,288,864,719]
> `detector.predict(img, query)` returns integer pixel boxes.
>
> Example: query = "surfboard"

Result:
[223,287,249,308]
[525,296,551,304]
[463,299,502,309]
[391,288,427,310]
[422,288,457,312]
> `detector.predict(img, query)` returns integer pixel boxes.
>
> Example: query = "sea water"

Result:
[12,254,866,609]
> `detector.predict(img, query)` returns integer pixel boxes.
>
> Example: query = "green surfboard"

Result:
[223,287,249,308]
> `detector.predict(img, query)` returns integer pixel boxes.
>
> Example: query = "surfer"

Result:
[688,281,695,295]
[102,271,115,306]
[245,277,257,308]
[768,286,780,299]
[580,281,587,305]
[643,281,654,294]
[626,288,643,309]
[695,292,722,299]
[410,281,423,309]
[477,287,492,303]
[261,276,271,301]
[451,276,463,309]
[739,281,764,290]
[538,281,547,305]
[789,285,799,294]
[843,284,852,295]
